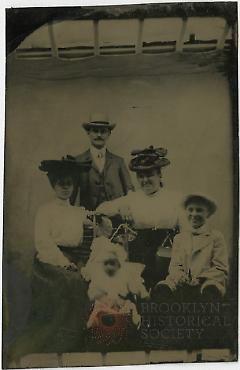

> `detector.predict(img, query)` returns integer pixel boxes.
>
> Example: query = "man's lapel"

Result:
[84,148,113,174]
[85,149,99,173]
[80,149,92,162]
[103,150,113,175]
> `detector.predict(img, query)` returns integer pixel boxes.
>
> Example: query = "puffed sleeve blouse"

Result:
[97,188,183,230]
[34,198,87,267]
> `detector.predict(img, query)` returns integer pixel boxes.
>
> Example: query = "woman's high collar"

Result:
[54,197,71,207]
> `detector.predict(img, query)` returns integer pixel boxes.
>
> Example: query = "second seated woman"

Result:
[97,146,184,290]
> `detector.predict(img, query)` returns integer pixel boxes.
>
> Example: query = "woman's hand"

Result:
[95,215,113,238]
[118,205,134,224]
[83,216,94,227]
[84,213,113,238]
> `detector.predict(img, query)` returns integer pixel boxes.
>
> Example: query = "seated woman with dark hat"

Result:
[97,146,183,290]
[14,158,112,355]
[9,158,96,358]
[35,158,90,270]
[35,157,112,270]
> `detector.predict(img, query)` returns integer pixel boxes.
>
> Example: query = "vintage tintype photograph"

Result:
[3,2,238,368]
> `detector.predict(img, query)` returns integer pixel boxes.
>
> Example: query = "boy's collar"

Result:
[191,223,211,236]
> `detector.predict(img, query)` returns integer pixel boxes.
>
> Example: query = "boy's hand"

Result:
[64,262,78,272]
[168,270,188,286]
[178,273,189,286]
[188,277,200,286]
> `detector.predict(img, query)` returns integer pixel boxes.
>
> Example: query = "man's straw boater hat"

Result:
[39,156,91,174]
[82,113,116,131]
[183,193,217,216]
[129,145,170,172]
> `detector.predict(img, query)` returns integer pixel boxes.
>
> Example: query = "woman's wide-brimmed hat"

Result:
[82,113,116,131]
[39,156,91,174]
[129,145,170,172]
[183,193,217,216]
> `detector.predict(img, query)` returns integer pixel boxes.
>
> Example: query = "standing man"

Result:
[73,113,134,210]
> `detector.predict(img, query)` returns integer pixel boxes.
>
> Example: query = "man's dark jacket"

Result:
[73,149,134,210]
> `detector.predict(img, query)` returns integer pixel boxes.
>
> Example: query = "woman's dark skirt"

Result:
[128,228,177,290]
[8,258,90,361]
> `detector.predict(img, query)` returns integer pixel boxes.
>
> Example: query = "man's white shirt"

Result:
[90,145,106,173]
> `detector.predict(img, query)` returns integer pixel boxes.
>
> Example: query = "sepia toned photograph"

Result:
[3,2,238,368]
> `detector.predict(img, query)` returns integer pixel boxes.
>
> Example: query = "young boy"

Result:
[152,194,229,301]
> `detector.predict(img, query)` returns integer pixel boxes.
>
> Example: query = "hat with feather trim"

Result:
[39,155,91,174]
[129,145,170,172]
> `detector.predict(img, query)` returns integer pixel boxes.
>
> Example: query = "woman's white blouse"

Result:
[35,198,86,267]
[97,188,183,229]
